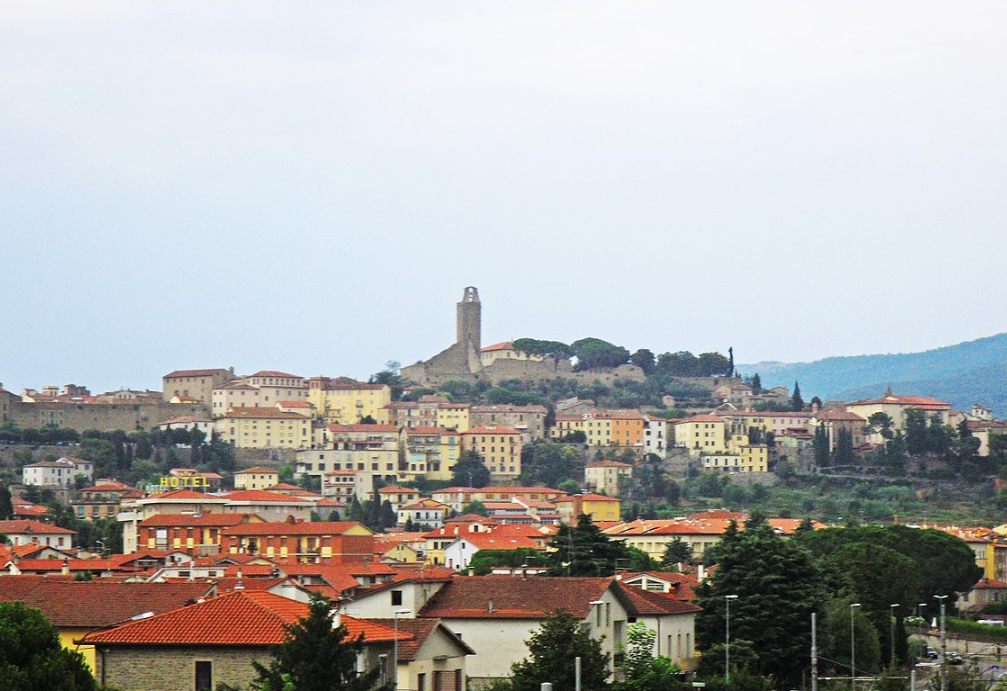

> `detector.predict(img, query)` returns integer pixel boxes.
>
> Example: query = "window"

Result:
[195,661,213,691]
[418,674,426,691]
[391,590,403,606]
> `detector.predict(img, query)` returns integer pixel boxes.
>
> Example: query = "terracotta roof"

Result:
[848,394,951,410]
[475,486,567,496]
[613,582,702,615]
[0,575,74,600]
[12,559,135,573]
[0,520,75,535]
[328,424,399,433]
[164,369,231,378]
[222,490,309,503]
[148,489,225,501]
[139,513,256,528]
[12,581,214,627]
[454,534,544,551]
[226,408,307,420]
[813,411,867,422]
[407,427,452,435]
[680,415,724,423]
[84,590,408,646]
[249,371,302,379]
[471,405,548,414]
[278,400,313,408]
[222,521,368,537]
[420,576,612,619]
[369,618,475,660]
[234,467,280,475]
[587,461,633,468]
[379,486,420,494]
[461,427,520,435]
[480,341,515,353]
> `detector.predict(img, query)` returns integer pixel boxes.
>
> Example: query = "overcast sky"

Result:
[2,2,1006,393]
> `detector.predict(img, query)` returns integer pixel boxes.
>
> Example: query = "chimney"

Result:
[330,600,341,629]
[61,558,70,576]
[467,567,474,577]
[697,564,705,582]
[487,599,495,613]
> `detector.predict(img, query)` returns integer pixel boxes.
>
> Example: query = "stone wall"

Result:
[9,400,210,433]
[95,645,266,691]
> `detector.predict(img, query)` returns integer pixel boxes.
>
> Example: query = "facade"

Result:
[296,424,402,480]
[553,493,621,523]
[643,417,671,456]
[479,342,546,367]
[322,470,374,503]
[470,405,548,444]
[71,481,143,520]
[674,415,727,454]
[220,520,374,563]
[460,427,522,479]
[846,390,952,442]
[398,499,451,529]
[585,460,633,496]
[305,379,392,424]
[216,407,312,449]
[162,368,234,404]
[808,410,868,451]
[137,513,263,554]
[0,520,75,548]
[403,428,462,481]
[233,467,281,490]
[22,457,94,488]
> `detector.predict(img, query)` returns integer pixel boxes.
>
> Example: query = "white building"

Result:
[643,417,671,456]
[22,457,94,488]
[0,520,75,549]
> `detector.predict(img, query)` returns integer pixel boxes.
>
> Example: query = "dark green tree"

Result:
[630,349,657,375]
[249,594,392,691]
[695,517,825,685]
[546,514,630,576]
[0,600,96,691]
[571,338,631,371]
[750,373,762,394]
[660,537,693,567]
[0,484,13,520]
[450,450,491,488]
[904,409,928,455]
[615,622,687,691]
[867,412,895,441]
[509,610,610,691]
[821,597,881,677]
[791,381,804,412]
[813,425,830,468]
[833,427,856,466]
[461,500,489,516]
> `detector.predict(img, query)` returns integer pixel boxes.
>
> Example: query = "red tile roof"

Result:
[681,415,724,423]
[587,461,633,468]
[148,489,223,501]
[420,576,611,619]
[0,520,74,535]
[379,486,419,494]
[456,534,544,551]
[226,408,308,420]
[407,427,452,435]
[461,427,520,435]
[139,513,257,528]
[222,490,309,503]
[613,582,702,615]
[164,369,231,378]
[83,591,406,645]
[222,521,368,537]
[328,424,399,433]
[480,341,515,353]
[235,467,279,475]
[249,371,303,379]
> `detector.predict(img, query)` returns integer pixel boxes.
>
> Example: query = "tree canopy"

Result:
[450,450,491,488]
[546,514,631,576]
[0,601,96,691]
[509,610,610,691]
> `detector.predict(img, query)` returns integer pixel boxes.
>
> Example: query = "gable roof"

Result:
[0,520,75,535]
[222,521,369,537]
[369,617,475,660]
[83,591,406,646]
[139,513,257,528]
[420,576,611,619]
[221,490,309,503]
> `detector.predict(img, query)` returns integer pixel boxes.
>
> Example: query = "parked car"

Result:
[926,647,939,660]
[946,651,964,665]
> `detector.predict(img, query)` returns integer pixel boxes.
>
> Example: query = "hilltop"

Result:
[740,332,1007,415]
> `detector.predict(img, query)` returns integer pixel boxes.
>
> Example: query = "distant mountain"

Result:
[738,332,1007,416]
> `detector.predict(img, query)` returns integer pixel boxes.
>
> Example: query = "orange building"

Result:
[221,519,374,564]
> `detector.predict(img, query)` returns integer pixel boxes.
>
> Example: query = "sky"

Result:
[2,2,1006,394]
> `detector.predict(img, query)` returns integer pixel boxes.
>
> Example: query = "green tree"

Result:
[450,450,491,488]
[661,538,693,567]
[461,500,488,516]
[791,381,804,412]
[867,412,895,441]
[833,427,856,466]
[750,373,762,394]
[509,610,610,691]
[822,597,881,677]
[695,518,825,685]
[0,484,13,520]
[813,425,830,468]
[546,514,630,576]
[615,623,686,691]
[249,594,392,691]
[904,409,928,455]
[0,600,96,691]
[571,338,631,371]
[630,349,657,375]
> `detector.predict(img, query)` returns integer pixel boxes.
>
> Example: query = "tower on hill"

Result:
[456,286,481,351]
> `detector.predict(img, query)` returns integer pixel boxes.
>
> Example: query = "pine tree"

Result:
[813,424,830,468]
[791,381,804,412]
[509,611,610,691]
[751,373,762,394]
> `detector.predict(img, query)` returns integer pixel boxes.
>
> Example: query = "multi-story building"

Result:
[233,467,281,490]
[403,427,461,481]
[585,460,633,496]
[22,457,94,488]
[211,371,307,417]
[220,520,374,563]
[305,379,392,424]
[0,520,75,549]
[643,417,672,456]
[460,427,522,479]
[397,498,451,529]
[431,486,568,513]
[162,368,234,404]
[71,481,143,520]
[471,405,548,444]
[216,407,312,449]
[846,389,951,442]
[553,493,621,523]
[295,424,402,483]
[322,470,374,503]
[674,415,727,455]
[436,404,471,432]
[478,341,547,367]
[137,513,263,555]
[550,409,644,448]
[808,410,868,451]
[715,410,815,438]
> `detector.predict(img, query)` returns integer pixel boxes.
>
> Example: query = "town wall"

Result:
[9,400,210,433]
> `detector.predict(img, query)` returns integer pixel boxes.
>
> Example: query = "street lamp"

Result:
[850,603,861,691]
[918,603,927,620]
[889,604,899,667]
[725,595,739,684]
[934,595,948,691]
[393,609,411,691]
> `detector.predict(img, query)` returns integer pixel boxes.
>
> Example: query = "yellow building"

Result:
[554,493,621,523]
[460,427,522,479]
[550,409,644,448]
[479,341,546,367]
[403,427,462,481]
[846,389,951,443]
[305,379,392,424]
[216,407,313,449]
[436,404,471,432]
[674,415,727,454]
[585,460,634,496]
[233,467,280,490]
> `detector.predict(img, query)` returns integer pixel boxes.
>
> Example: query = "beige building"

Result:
[162,368,234,404]
[403,427,462,481]
[212,381,308,417]
[460,427,522,479]
[216,407,312,449]
[585,460,634,495]
[471,404,548,444]
[674,415,727,454]
[846,390,951,442]
[305,379,392,424]
[233,467,281,490]
[436,403,471,432]
[295,424,402,483]
[478,341,546,367]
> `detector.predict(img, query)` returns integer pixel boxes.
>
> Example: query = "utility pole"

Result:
[890,603,899,667]
[725,595,738,684]
[851,602,861,691]
[811,612,818,691]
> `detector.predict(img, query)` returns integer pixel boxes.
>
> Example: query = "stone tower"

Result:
[456,286,481,350]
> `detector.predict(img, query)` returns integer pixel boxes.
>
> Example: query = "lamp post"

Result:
[725,595,739,684]
[850,603,861,691]
[934,595,948,691]
[393,609,411,691]
[918,603,926,620]
[889,604,899,667]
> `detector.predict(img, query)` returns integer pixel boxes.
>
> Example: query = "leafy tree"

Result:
[904,409,928,455]
[520,442,583,488]
[546,514,630,576]
[0,600,97,691]
[249,594,392,691]
[469,547,543,575]
[450,450,491,488]
[661,538,693,567]
[833,427,856,466]
[461,500,488,516]
[697,352,732,377]
[867,412,895,441]
[791,381,804,412]
[813,425,830,468]
[821,597,881,677]
[571,338,631,371]
[509,610,610,691]
[695,517,825,685]
[0,484,13,520]
[615,623,686,691]
[513,339,574,360]
[810,395,823,410]
[630,349,657,375]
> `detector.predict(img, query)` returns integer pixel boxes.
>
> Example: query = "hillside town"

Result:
[1,290,1007,690]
